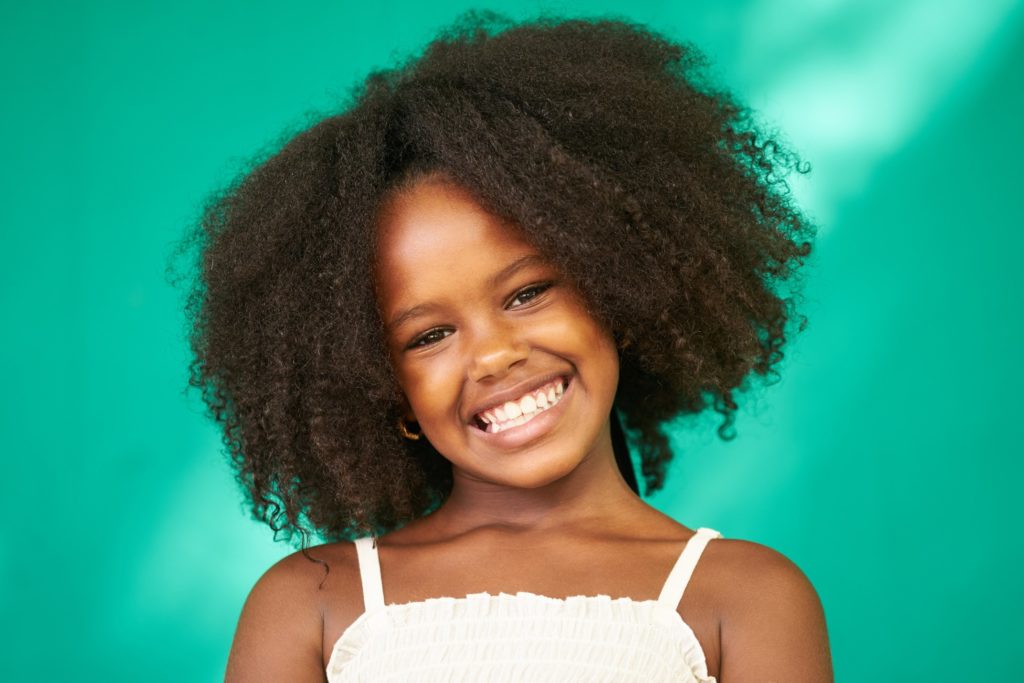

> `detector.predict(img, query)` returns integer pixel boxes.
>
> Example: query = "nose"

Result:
[467,319,529,382]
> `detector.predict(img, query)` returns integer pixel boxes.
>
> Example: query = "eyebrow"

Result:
[386,254,549,331]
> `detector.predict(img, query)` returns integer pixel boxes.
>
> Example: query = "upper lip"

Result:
[464,371,568,424]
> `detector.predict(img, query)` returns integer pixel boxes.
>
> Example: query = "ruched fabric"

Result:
[326,528,722,682]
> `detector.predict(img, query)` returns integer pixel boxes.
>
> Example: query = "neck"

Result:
[425,425,643,537]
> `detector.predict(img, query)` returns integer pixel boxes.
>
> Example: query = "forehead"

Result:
[374,179,541,308]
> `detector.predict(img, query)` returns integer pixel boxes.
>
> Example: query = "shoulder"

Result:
[705,537,820,602]
[225,541,361,682]
[242,541,357,613]
[703,537,833,681]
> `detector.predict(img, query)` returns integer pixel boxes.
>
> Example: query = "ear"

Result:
[398,395,417,423]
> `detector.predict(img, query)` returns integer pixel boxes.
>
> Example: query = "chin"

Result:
[465,446,594,490]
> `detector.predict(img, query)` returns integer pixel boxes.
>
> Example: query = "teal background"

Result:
[3,1,1022,680]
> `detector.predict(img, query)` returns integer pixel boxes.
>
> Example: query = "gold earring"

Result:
[398,417,422,441]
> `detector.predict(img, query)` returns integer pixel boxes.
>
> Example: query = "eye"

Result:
[508,282,553,308]
[407,327,453,349]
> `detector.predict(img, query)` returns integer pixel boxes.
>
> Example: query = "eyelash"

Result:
[409,328,451,348]
[508,281,553,308]
[406,281,554,349]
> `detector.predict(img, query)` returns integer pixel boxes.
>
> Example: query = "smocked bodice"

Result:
[326,528,722,682]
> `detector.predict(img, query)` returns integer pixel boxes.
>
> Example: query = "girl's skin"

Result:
[225,174,833,682]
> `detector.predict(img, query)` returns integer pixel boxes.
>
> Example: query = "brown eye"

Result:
[408,327,453,349]
[508,282,553,308]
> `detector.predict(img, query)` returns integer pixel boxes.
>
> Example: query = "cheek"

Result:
[540,303,619,386]
[396,355,462,419]
[556,299,617,355]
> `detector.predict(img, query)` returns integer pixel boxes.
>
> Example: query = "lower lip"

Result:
[470,377,573,450]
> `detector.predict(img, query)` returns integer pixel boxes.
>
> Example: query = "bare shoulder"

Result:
[705,537,821,600]
[225,541,360,683]
[705,537,833,682]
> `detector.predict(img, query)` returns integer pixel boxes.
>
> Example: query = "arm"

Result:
[718,541,833,682]
[224,551,328,682]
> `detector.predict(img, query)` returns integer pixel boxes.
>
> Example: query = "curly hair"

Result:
[181,12,814,545]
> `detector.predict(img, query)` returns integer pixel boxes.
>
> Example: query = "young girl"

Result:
[187,13,832,682]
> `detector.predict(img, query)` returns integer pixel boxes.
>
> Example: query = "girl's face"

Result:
[374,176,620,489]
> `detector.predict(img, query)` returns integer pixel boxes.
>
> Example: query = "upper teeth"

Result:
[477,379,566,433]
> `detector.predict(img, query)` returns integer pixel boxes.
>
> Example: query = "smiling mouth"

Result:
[472,376,570,434]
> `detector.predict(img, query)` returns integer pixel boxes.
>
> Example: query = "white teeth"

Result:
[478,378,569,434]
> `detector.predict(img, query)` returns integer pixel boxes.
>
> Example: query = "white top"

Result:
[326,527,723,682]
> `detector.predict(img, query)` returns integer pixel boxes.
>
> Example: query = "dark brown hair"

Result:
[180,12,814,545]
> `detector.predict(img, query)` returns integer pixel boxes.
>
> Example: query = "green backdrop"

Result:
[3,1,1022,680]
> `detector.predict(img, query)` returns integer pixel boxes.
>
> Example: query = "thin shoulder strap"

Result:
[354,536,385,612]
[657,527,723,610]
